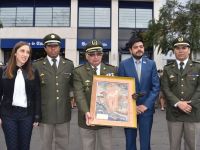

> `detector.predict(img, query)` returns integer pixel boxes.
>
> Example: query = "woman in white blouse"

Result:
[0,41,41,150]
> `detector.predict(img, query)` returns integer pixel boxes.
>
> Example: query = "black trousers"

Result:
[1,107,33,150]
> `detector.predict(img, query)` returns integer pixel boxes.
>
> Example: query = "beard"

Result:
[132,53,143,60]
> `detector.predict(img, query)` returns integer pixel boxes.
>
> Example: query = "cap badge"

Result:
[51,34,55,39]
[91,40,98,46]
[178,37,183,42]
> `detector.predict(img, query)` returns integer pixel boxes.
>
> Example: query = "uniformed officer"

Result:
[33,33,74,150]
[162,37,200,150]
[73,39,117,150]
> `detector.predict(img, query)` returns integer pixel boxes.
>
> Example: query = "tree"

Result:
[143,0,200,54]
[0,20,3,28]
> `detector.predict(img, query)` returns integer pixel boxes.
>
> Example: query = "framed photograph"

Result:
[90,75,137,128]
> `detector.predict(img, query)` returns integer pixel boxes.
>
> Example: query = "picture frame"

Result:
[90,75,137,128]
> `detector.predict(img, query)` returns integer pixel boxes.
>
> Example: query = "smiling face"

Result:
[15,45,31,67]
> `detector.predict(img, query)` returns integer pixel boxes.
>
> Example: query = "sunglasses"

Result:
[87,52,103,57]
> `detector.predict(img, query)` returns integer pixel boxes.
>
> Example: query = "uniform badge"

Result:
[43,61,46,65]
[51,34,55,39]
[169,75,175,78]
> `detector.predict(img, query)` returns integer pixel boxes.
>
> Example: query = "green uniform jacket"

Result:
[33,57,74,124]
[162,60,200,122]
[73,63,117,129]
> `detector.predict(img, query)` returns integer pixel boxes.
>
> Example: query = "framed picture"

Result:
[90,75,137,128]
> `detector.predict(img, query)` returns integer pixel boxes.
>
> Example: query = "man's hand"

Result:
[177,101,192,114]
[85,112,93,126]
[137,105,148,115]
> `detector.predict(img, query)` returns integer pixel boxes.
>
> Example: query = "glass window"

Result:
[136,9,152,28]
[35,7,52,26]
[35,7,70,27]
[52,7,70,26]
[79,8,94,27]
[0,8,16,27]
[119,8,135,28]
[95,8,110,27]
[79,7,110,27]
[16,7,33,26]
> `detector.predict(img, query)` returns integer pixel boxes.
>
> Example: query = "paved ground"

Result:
[0,108,200,150]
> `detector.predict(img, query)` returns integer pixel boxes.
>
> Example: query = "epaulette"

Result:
[105,63,116,67]
[165,61,174,66]
[33,57,44,62]
[192,60,200,64]
[74,64,84,69]
[62,57,73,62]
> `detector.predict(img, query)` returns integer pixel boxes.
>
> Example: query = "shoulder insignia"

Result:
[33,57,44,62]
[62,57,73,62]
[192,61,200,64]
[74,64,84,69]
[165,62,174,66]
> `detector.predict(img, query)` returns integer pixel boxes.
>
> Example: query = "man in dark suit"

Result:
[162,37,200,150]
[33,33,74,150]
[118,37,160,150]
[73,39,117,150]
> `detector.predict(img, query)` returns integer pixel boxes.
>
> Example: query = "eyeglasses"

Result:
[87,52,103,57]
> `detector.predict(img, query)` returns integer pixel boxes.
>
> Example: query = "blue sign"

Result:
[0,39,65,49]
[77,39,111,51]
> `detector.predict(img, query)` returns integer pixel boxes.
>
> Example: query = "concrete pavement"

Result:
[0,108,200,150]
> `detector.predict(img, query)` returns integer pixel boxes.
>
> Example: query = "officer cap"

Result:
[173,37,190,47]
[85,39,103,53]
[43,33,61,46]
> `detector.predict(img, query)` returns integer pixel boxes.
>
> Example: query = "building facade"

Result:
[0,0,169,69]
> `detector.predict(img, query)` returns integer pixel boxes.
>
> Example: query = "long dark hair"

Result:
[5,41,34,80]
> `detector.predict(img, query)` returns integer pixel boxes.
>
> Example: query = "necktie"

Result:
[93,67,97,75]
[52,58,57,71]
[180,62,184,73]
[135,60,141,81]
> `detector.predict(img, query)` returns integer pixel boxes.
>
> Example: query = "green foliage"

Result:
[143,0,200,54]
[0,20,3,28]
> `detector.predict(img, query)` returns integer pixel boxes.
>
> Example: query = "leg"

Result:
[97,128,112,150]
[79,127,96,150]
[55,122,70,150]
[1,116,19,150]
[184,122,197,150]
[124,128,137,150]
[167,121,183,150]
[138,115,153,150]
[18,115,33,150]
[39,123,54,150]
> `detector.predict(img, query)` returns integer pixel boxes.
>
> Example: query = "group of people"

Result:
[0,33,199,150]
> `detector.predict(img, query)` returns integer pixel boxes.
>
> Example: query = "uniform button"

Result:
[56,83,59,86]
[56,90,59,93]
[181,84,184,87]
[193,78,195,80]
[181,98,184,101]
[57,97,59,100]
[181,91,184,94]
[56,76,58,79]
[181,78,184,81]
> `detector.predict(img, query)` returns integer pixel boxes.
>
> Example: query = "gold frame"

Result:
[90,75,137,128]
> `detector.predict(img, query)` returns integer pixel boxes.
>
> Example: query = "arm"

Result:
[0,68,3,125]
[143,62,160,109]
[73,69,89,114]
[33,69,41,123]
[161,68,180,106]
